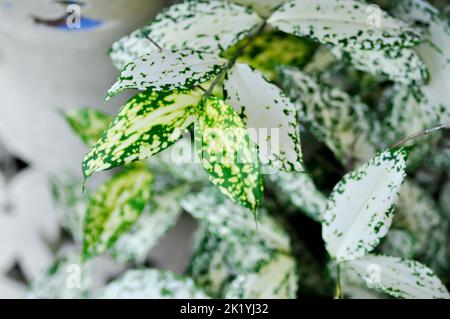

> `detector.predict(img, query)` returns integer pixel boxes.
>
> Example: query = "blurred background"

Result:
[0,0,197,298]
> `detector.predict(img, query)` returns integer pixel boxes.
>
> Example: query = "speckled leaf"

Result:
[28,254,91,299]
[97,269,208,299]
[181,187,290,251]
[229,0,289,17]
[268,0,421,52]
[83,89,201,179]
[267,172,327,222]
[109,0,263,68]
[224,63,303,172]
[278,66,381,164]
[380,229,418,260]
[331,45,428,85]
[225,253,298,299]
[64,108,112,148]
[195,97,263,212]
[111,185,189,264]
[345,255,450,299]
[83,167,153,259]
[106,50,227,101]
[322,148,409,262]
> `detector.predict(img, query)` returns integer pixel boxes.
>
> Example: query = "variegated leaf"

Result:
[64,108,112,148]
[97,269,209,299]
[195,97,263,213]
[181,187,290,251]
[106,50,227,101]
[83,167,153,259]
[331,45,428,85]
[268,0,421,52]
[111,185,189,264]
[278,66,381,164]
[224,30,316,81]
[228,0,289,17]
[345,255,450,299]
[224,63,303,172]
[393,0,450,123]
[267,172,327,222]
[109,0,263,68]
[83,89,201,179]
[322,148,409,262]
[225,253,298,299]
[28,254,91,299]
[380,229,418,260]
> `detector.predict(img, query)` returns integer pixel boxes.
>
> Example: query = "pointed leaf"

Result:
[195,97,263,212]
[83,89,201,179]
[83,167,153,259]
[322,148,409,262]
[224,63,303,172]
[97,269,209,299]
[345,254,450,299]
[268,0,421,51]
[106,50,227,100]
[64,108,112,148]
[109,0,263,68]
[279,66,381,164]
[111,185,189,263]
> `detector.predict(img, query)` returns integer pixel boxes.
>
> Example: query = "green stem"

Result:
[335,264,343,299]
[391,123,450,148]
[202,21,268,100]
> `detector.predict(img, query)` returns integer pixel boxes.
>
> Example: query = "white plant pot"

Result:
[0,0,163,174]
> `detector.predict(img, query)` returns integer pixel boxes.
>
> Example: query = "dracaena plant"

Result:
[29,0,450,299]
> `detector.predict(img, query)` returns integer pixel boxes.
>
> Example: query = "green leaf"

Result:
[268,0,421,51]
[267,172,327,222]
[106,50,227,101]
[322,148,409,262]
[181,187,290,251]
[28,254,90,299]
[224,63,304,172]
[111,185,189,263]
[64,108,112,148]
[97,269,209,299]
[345,254,450,299]
[278,66,381,164]
[83,166,153,259]
[225,253,298,299]
[82,89,201,179]
[109,0,263,69]
[195,97,263,212]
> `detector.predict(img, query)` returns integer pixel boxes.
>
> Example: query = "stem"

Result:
[147,35,163,52]
[203,21,267,100]
[391,123,450,148]
[335,264,343,299]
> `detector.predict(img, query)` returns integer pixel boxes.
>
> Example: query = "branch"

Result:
[391,123,450,148]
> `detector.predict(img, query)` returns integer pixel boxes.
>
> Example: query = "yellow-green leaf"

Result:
[82,89,202,179]
[64,108,112,148]
[83,167,153,260]
[195,97,263,213]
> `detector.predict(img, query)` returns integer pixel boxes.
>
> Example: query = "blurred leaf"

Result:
[83,166,153,259]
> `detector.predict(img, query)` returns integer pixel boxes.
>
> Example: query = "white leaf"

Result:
[111,186,189,263]
[107,50,226,100]
[110,0,263,68]
[224,63,303,172]
[322,148,409,262]
[228,0,288,17]
[345,254,450,299]
[268,0,420,51]
[225,253,298,299]
[97,269,209,299]
[267,172,326,222]
[279,66,381,164]
[181,187,290,252]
